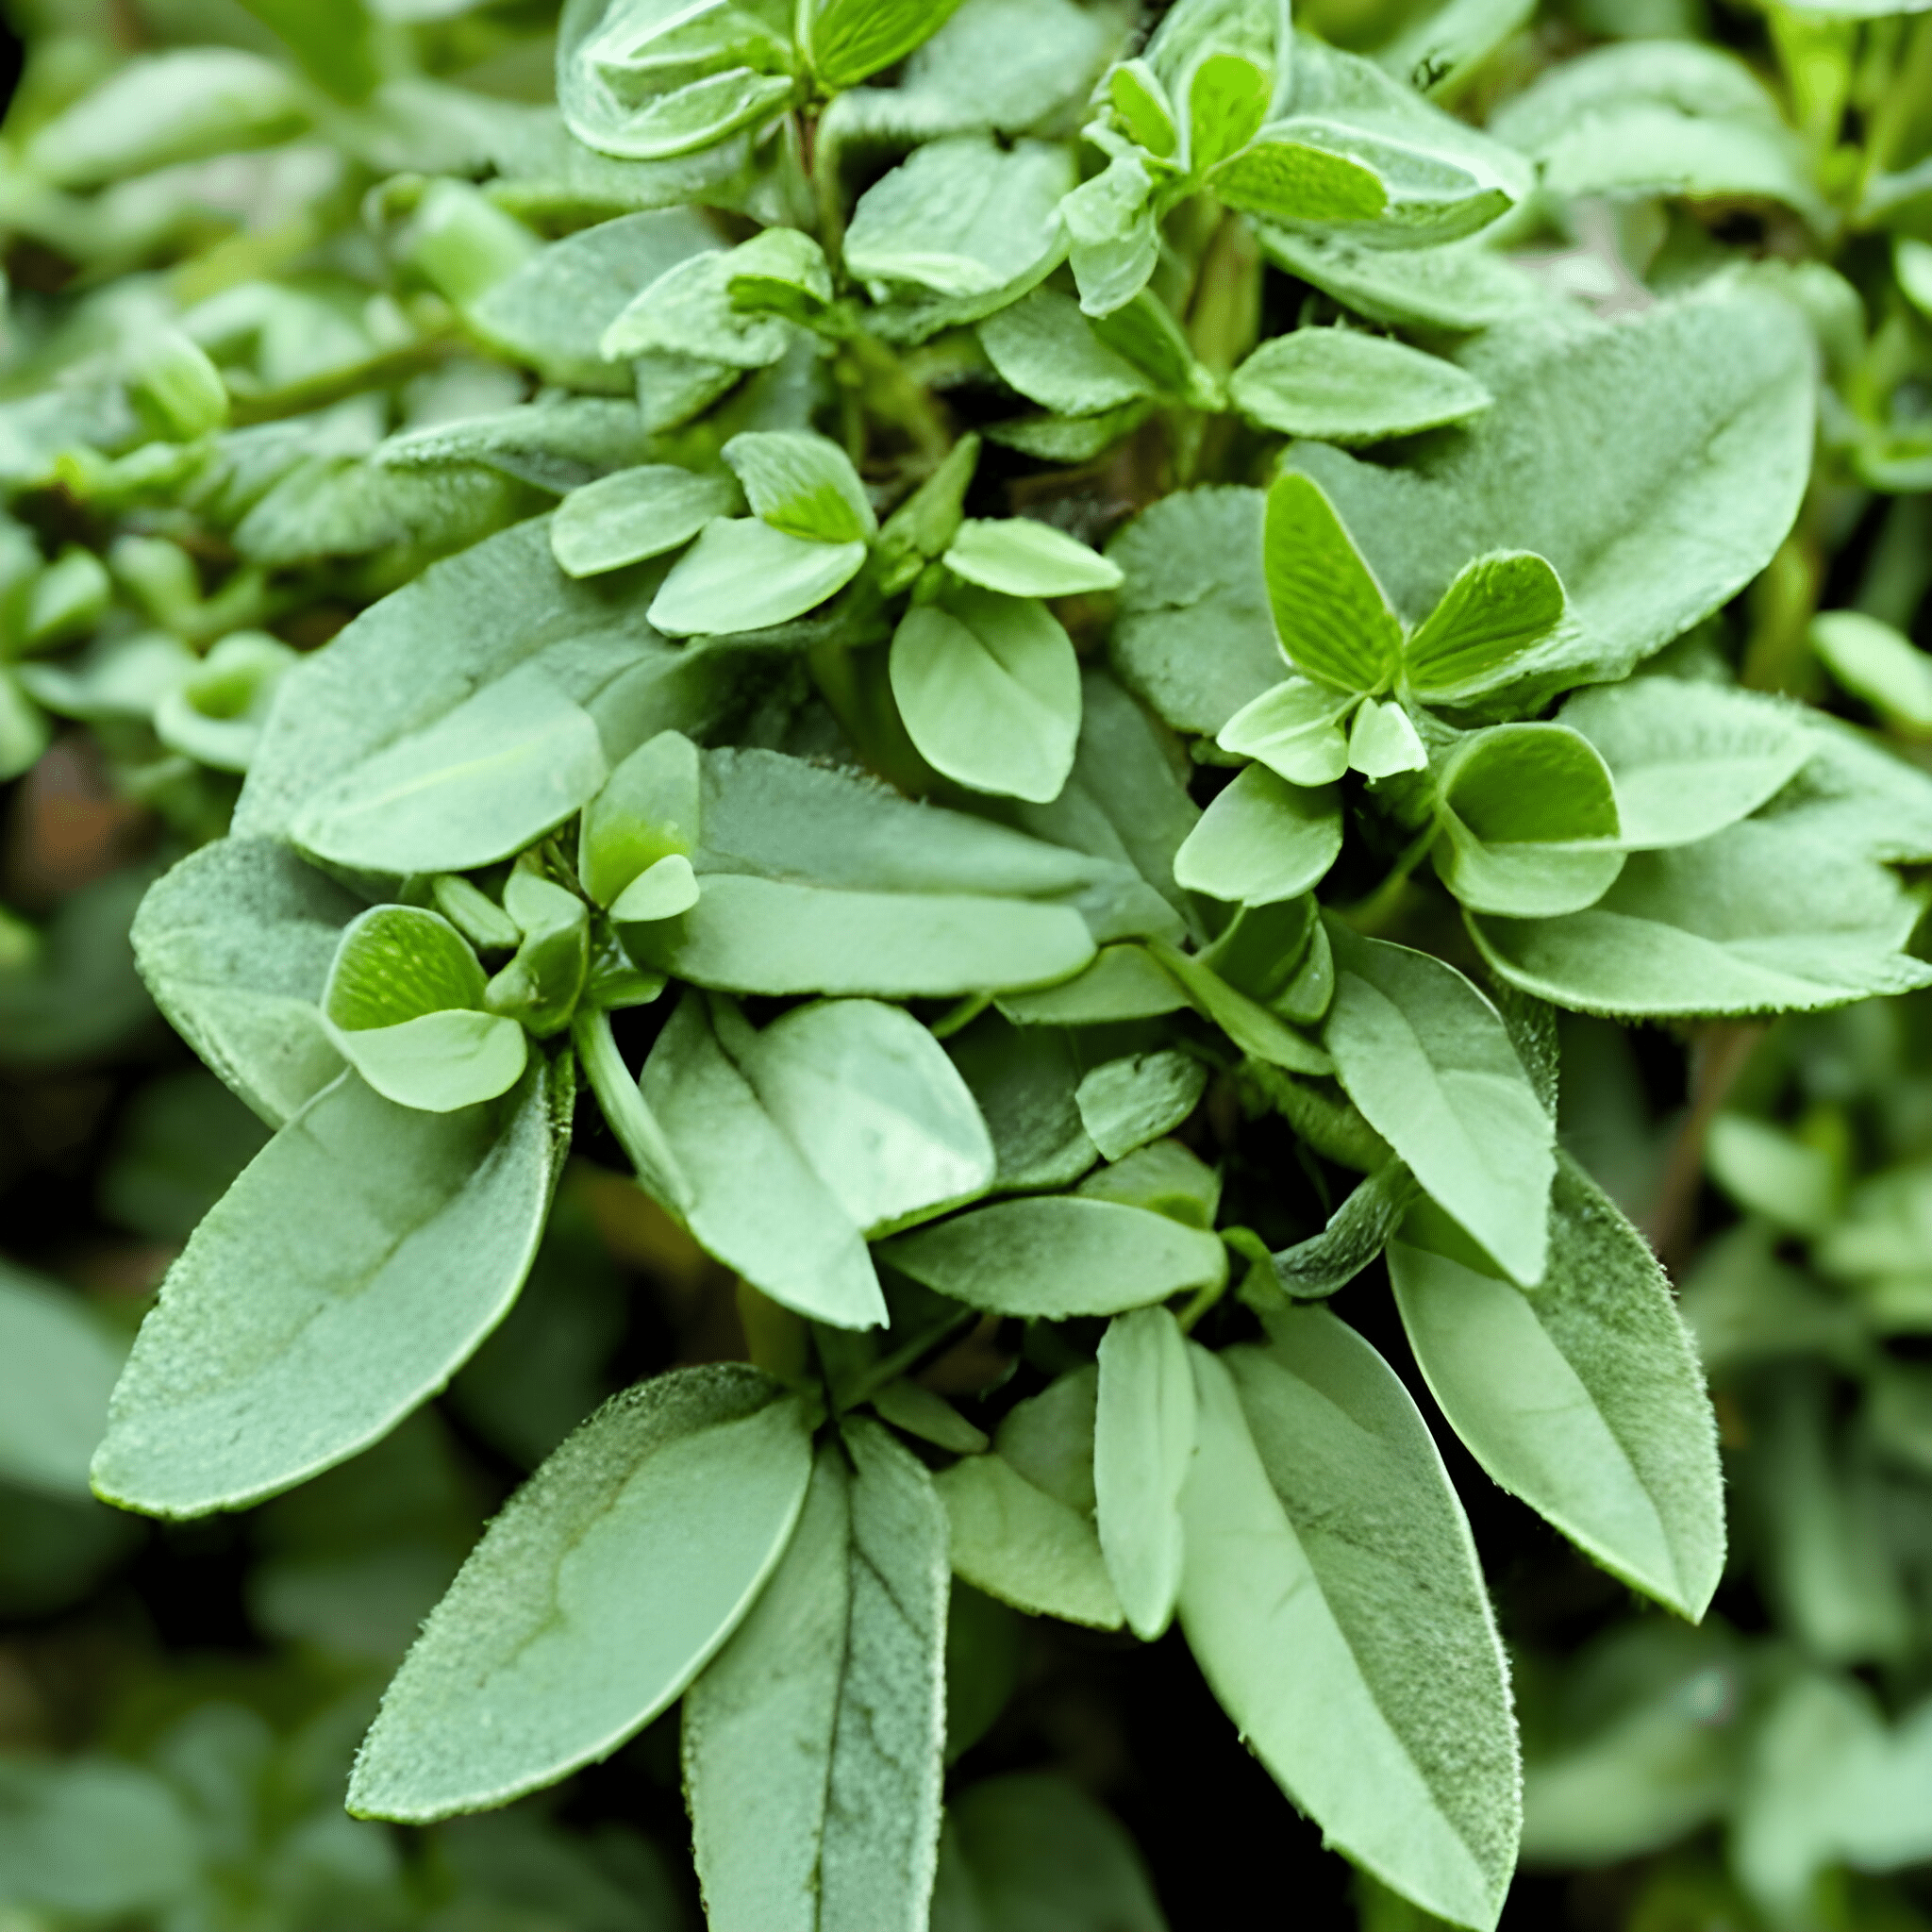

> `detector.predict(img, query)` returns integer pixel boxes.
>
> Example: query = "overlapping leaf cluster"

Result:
[7,0,1932,1925]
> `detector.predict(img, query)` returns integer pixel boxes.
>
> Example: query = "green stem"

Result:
[572,1008,691,1213]
[1335,822,1439,937]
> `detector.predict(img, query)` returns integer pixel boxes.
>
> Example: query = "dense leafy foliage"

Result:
[8,0,1932,1926]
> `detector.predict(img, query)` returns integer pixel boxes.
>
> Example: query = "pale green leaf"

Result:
[685,1423,949,1932]
[978,288,1158,418]
[807,0,971,88]
[943,520,1123,598]
[1468,819,1932,1017]
[329,1009,529,1116]
[1149,939,1334,1075]
[884,1197,1226,1317]
[641,996,887,1329]
[1179,1326,1518,1931]
[0,1265,126,1502]
[1257,228,1549,332]
[1208,133,1389,225]
[1230,330,1491,444]
[1217,677,1354,786]
[1061,151,1161,319]
[1558,677,1811,850]
[945,1014,1098,1194]
[1324,924,1555,1285]
[937,1454,1124,1629]
[648,519,867,636]
[131,839,358,1128]
[1346,696,1427,778]
[1078,1138,1223,1227]
[724,431,877,544]
[997,944,1189,1026]
[1074,1051,1208,1162]
[1390,1154,1725,1620]
[552,466,741,577]
[349,1366,812,1819]
[601,247,793,368]
[1402,552,1567,705]
[581,727,702,908]
[92,1065,559,1518]
[1094,1307,1195,1641]
[1263,472,1403,693]
[1811,610,1932,733]
[891,590,1081,804]
[1174,766,1342,905]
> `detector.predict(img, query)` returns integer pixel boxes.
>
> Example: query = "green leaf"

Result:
[884,1197,1226,1318]
[1468,819,1932,1017]
[1149,940,1334,1076]
[486,868,591,1038]
[648,519,868,636]
[1061,151,1162,319]
[725,225,837,318]
[1078,1138,1223,1227]
[552,466,741,577]
[0,1758,194,1921]
[1074,1051,1208,1162]
[891,588,1081,805]
[1284,293,1815,706]
[92,1064,559,1518]
[1111,59,1179,158]
[945,1013,1098,1194]
[685,1422,949,1932]
[131,839,359,1128]
[997,944,1189,1027]
[349,1365,812,1820]
[0,1264,126,1502]
[943,520,1123,598]
[1401,552,1567,706]
[601,246,793,369]
[1264,1159,1419,1301]
[724,431,877,544]
[846,137,1073,303]
[806,0,970,88]
[1179,1325,1519,1931]
[1189,53,1272,173]
[1390,1155,1725,1620]
[470,208,724,392]
[1108,487,1283,736]
[1230,330,1491,444]
[641,996,887,1329]
[582,727,703,908]
[937,1774,1169,1932]
[376,398,655,494]
[1346,696,1426,778]
[1217,677,1355,786]
[1557,678,1811,850]
[1257,228,1549,333]
[978,288,1159,418]
[1434,723,1625,920]
[1812,610,1932,732]
[1324,924,1555,1285]
[1094,1307,1195,1641]
[1263,472,1404,694]
[1208,134,1390,225]
[1174,766,1343,906]
[937,1454,1124,1630]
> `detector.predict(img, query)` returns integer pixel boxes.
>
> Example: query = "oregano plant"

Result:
[7,0,1932,1924]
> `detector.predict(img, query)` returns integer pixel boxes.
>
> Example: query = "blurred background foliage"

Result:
[1,0,1932,1926]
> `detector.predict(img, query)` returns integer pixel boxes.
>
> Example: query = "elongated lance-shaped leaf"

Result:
[684,1421,949,1931]
[1390,1154,1725,1620]
[1262,472,1404,693]
[350,1366,813,1822]
[1179,1324,1519,1930]
[1094,1307,1196,1640]
[92,1064,560,1518]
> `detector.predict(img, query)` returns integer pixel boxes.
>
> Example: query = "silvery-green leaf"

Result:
[468,208,722,391]
[327,1009,531,1115]
[684,1423,948,1932]
[1074,1051,1208,1162]
[1179,1327,1518,1931]
[1229,328,1491,443]
[1257,227,1550,331]
[735,998,995,1236]
[552,465,742,577]
[1757,716,1932,864]
[26,49,309,188]
[891,589,1081,805]
[1079,1138,1223,1228]
[1469,819,1932,1017]
[943,520,1123,598]
[1324,924,1555,1286]
[93,1064,559,1518]
[132,839,358,1128]
[1217,678,1355,786]
[1811,610,1932,732]
[724,431,876,543]
[1263,1158,1418,1302]
[349,1366,812,1819]
[375,399,654,493]
[937,1452,1124,1629]
[1434,723,1624,920]
[1263,472,1403,694]
[1108,487,1282,735]
[1061,150,1163,318]
[1402,551,1567,705]
[1375,0,1534,100]
[1094,1307,1195,1641]
[1391,1155,1725,1620]
[978,288,1158,417]
[1286,293,1815,707]
[884,1197,1226,1317]
[946,1013,1098,1194]
[846,137,1074,301]
[648,519,867,635]
[1346,697,1427,778]
[601,247,793,367]
[983,402,1153,462]
[642,995,887,1329]
[1175,767,1342,906]
[0,1264,126,1503]
[1557,677,1812,850]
